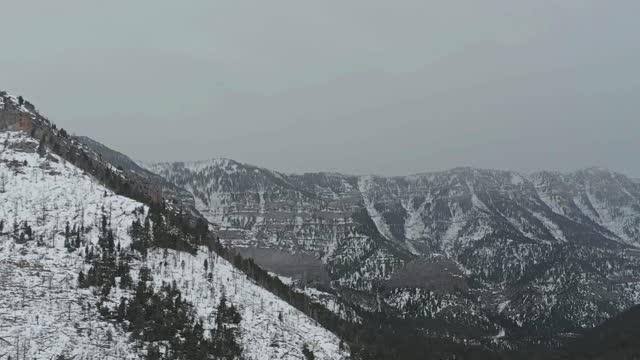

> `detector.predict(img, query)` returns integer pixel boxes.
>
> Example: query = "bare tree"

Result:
[39,200,48,226]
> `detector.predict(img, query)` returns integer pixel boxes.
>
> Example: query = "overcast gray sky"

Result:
[2,0,639,176]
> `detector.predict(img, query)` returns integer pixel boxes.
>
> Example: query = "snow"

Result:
[531,211,567,242]
[358,176,397,241]
[0,130,348,360]
[0,131,144,358]
[497,300,510,313]
[510,174,524,186]
[401,197,427,255]
[144,248,349,360]
[493,327,506,340]
[533,185,567,217]
[466,181,490,212]
[0,237,139,359]
[140,153,640,344]
[580,182,638,246]
[531,171,640,247]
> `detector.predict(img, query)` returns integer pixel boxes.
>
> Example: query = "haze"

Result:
[2,0,639,177]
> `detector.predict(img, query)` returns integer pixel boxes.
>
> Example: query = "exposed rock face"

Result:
[146,159,640,344]
[0,93,35,132]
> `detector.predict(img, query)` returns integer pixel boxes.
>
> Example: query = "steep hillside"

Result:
[0,130,142,358]
[76,136,199,216]
[559,304,640,359]
[146,159,640,345]
[0,92,349,360]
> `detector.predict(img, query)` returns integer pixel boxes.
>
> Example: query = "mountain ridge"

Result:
[144,156,633,181]
[145,155,640,346]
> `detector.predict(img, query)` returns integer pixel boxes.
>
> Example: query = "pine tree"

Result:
[24,222,32,239]
[212,294,242,359]
[37,137,46,157]
[116,297,127,323]
[145,345,162,360]
[75,230,82,249]
[78,271,86,288]
[302,344,316,360]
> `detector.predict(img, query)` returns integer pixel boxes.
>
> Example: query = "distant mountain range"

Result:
[143,158,640,345]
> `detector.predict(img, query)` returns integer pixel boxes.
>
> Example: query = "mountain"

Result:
[0,92,349,359]
[75,136,199,216]
[145,159,640,346]
[559,304,640,359]
[4,89,640,359]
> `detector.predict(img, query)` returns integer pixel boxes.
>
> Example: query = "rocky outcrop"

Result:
[0,93,34,132]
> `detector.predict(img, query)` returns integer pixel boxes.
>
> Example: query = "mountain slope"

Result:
[0,92,349,360]
[76,136,199,216]
[0,130,141,358]
[560,304,640,359]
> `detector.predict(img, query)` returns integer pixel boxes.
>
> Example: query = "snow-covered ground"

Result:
[0,131,144,358]
[358,176,397,243]
[270,273,362,323]
[144,248,348,360]
[0,235,139,359]
[0,130,348,359]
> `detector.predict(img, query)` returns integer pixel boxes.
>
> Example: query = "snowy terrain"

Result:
[0,131,144,358]
[143,249,348,360]
[0,130,348,359]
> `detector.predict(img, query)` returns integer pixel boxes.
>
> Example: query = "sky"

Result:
[1,0,639,177]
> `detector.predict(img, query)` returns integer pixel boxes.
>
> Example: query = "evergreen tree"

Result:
[302,344,316,360]
[64,222,70,242]
[212,294,242,359]
[116,297,127,323]
[78,271,86,288]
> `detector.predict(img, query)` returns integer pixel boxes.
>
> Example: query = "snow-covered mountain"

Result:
[0,92,349,359]
[5,88,640,357]
[145,159,640,344]
[0,130,143,358]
